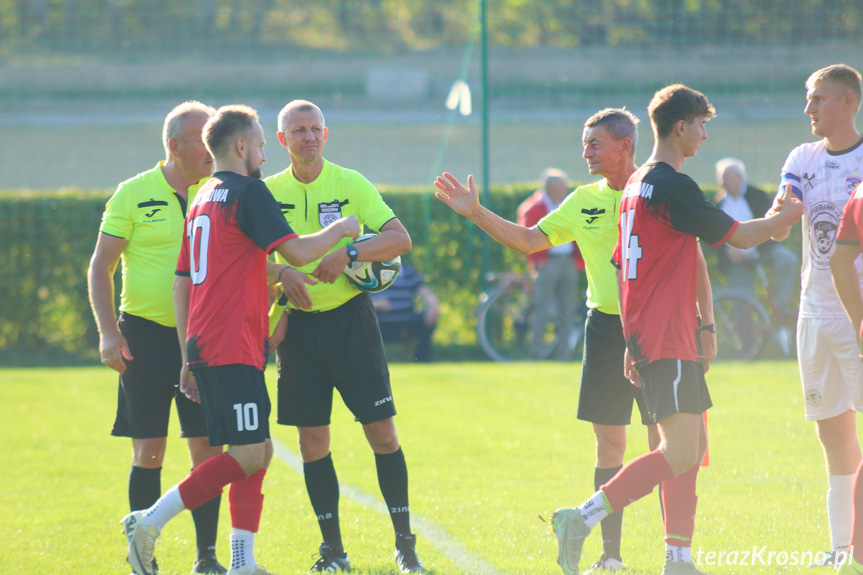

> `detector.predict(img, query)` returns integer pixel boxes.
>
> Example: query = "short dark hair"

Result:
[203,104,260,159]
[648,84,715,138]
[584,108,640,155]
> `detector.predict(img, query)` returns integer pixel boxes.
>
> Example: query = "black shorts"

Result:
[112,313,209,439]
[577,309,651,426]
[636,358,712,424]
[192,364,271,447]
[277,293,396,427]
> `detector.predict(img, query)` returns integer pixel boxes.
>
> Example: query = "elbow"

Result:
[397,230,412,256]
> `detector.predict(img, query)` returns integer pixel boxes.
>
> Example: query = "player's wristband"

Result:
[277,266,290,285]
[701,323,717,333]
[346,244,358,264]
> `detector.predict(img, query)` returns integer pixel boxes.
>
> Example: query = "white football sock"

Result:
[578,490,610,530]
[666,543,692,563]
[827,474,854,550]
[230,528,256,573]
[143,485,186,531]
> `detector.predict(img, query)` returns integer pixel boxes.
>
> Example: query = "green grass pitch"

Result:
[0,361,852,574]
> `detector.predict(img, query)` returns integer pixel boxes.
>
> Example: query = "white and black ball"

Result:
[342,233,401,293]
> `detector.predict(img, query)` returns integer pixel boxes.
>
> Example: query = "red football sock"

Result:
[229,468,267,533]
[601,450,675,512]
[662,464,699,546]
[178,452,246,511]
[852,459,863,563]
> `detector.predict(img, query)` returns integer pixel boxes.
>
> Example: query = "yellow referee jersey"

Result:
[538,178,623,315]
[265,160,396,312]
[99,162,203,327]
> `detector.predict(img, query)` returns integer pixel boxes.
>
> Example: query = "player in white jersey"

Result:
[772,64,863,567]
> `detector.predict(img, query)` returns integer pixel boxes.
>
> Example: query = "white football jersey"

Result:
[777,138,863,318]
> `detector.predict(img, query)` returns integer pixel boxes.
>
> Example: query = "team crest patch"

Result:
[805,388,822,406]
[809,201,842,270]
[846,177,862,196]
[318,199,349,227]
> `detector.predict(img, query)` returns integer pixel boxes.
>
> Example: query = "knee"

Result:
[594,428,627,467]
[298,428,330,462]
[365,420,399,453]
[132,438,167,468]
[661,442,701,476]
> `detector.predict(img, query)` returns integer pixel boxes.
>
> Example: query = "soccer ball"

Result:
[342,234,401,293]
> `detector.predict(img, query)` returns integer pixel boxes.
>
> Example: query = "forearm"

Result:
[87,263,120,337]
[277,227,344,267]
[468,205,552,255]
[729,216,794,249]
[173,276,191,363]
[695,244,714,324]
[353,227,412,262]
[831,246,863,330]
[266,259,289,284]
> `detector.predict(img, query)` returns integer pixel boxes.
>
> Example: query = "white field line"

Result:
[271,437,504,575]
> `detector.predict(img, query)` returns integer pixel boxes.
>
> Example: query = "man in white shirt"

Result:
[771,63,863,567]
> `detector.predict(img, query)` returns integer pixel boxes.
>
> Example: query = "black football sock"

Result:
[375,447,411,535]
[129,465,161,512]
[191,493,222,560]
[595,465,624,560]
[304,453,343,550]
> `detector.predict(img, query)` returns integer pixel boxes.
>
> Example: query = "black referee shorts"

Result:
[276,293,396,427]
[112,313,209,439]
[577,309,651,426]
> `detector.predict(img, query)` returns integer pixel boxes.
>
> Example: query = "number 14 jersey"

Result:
[612,162,737,366]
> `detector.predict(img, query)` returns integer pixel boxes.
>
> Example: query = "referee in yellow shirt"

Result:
[88,101,227,575]
[264,100,422,573]
[435,109,657,573]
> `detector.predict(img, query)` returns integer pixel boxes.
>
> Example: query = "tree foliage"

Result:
[2,0,861,60]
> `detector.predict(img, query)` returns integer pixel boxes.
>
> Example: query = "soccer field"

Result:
[0,361,850,574]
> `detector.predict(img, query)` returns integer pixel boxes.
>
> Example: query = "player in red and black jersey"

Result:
[550,85,804,575]
[121,105,359,575]
[828,182,863,575]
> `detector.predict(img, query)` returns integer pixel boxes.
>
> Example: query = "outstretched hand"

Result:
[434,173,480,217]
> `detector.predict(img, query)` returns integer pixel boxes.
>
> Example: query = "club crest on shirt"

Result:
[846,177,862,196]
[318,199,349,227]
[809,201,842,270]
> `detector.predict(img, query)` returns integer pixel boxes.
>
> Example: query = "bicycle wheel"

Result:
[476,284,557,362]
[713,293,770,361]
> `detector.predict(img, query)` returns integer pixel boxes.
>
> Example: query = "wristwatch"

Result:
[346,244,358,264]
[701,323,717,333]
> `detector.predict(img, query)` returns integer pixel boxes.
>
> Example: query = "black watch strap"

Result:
[701,323,717,333]
[346,244,358,264]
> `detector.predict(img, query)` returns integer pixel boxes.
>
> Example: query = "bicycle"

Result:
[476,271,583,362]
[712,263,795,361]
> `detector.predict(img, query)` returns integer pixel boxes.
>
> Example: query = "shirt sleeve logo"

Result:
[318,199,349,227]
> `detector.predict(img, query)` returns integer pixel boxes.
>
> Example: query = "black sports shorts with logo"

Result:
[577,309,651,426]
[635,358,712,424]
[277,293,396,427]
[112,312,208,439]
[192,364,271,447]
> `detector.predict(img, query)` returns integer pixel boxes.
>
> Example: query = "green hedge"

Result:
[0,185,800,364]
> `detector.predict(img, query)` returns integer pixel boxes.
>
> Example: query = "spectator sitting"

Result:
[517,168,585,360]
[714,157,799,322]
[371,263,439,362]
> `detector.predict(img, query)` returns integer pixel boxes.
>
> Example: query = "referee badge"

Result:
[318,199,349,227]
